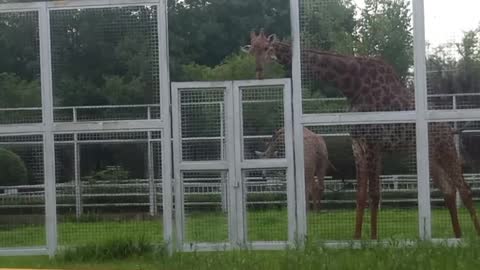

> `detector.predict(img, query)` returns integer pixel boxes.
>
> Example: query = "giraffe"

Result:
[255,127,331,211]
[243,30,480,239]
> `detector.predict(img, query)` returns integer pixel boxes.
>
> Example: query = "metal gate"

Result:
[171,79,295,251]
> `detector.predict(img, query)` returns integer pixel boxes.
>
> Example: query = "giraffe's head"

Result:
[242,29,278,79]
[255,128,285,159]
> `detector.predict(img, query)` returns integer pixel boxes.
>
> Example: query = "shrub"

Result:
[57,236,165,262]
[0,147,28,186]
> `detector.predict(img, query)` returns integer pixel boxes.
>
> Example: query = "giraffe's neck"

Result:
[271,42,293,69]
[272,41,361,99]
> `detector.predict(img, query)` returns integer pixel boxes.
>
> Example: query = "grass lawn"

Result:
[1,207,479,249]
[1,240,480,270]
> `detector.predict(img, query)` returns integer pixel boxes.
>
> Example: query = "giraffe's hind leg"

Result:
[431,161,462,238]
[453,170,480,236]
[305,170,315,211]
[313,160,327,212]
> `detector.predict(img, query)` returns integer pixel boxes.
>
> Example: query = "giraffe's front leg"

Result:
[352,139,368,240]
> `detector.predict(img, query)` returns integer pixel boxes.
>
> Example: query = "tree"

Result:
[180,51,285,81]
[301,0,357,54]
[356,0,413,81]
[0,11,41,111]
[49,6,158,106]
[0,73,40,107]
[426,28,480,97]
[455,28,480,93]
[168,0,291,80]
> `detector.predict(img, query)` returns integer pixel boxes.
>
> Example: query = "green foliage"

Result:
[3,224,480,269]
[58,236,164,262]
[427,29,480,96]
[301,0,357,54]
[356,0,413,81]
[0,11,39,81]
[181,52,285,81]
[0,72,40,107]
[0,147,28,186]
[168,0,291,80]
[48,6,157,106]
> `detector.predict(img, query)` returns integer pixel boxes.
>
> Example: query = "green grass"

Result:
[2,239,480,270]
[1,207,479,248]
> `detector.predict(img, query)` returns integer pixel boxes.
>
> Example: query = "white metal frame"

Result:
[232,79,296,248]
[0,0,172,257]
[3,0,480,257]
[171,81,236,251]
[171,79,295,251]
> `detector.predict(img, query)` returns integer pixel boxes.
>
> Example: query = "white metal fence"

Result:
[2,174,480,209]
[1,0,480,257]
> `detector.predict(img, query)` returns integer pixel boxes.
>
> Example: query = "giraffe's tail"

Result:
[328,159,338,172]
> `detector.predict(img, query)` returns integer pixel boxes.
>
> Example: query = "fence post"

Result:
[148,131,158,216]
[452,96,462,208]
[221,171,228,213]
[289,0,307,247]
[74,133,83,219]
[413,0,432,241]
[220,103,228,213]
[158,0,174,254]
[39,2,58,257]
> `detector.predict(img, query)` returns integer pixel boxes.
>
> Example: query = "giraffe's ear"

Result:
[255,151,265,157]
[241,45,251,53]
[267,34,277,43]
[259,28,265,36]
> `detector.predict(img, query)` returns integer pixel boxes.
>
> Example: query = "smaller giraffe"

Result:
[255,127,332,211]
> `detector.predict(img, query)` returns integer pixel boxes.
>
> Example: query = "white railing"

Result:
[2,174,480,209]
[428,92,480,110]
[53,104,161,122]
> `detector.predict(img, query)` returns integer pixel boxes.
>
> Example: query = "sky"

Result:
[355,0,480,49]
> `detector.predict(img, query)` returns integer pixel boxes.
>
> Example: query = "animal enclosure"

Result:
[1,0,480,257]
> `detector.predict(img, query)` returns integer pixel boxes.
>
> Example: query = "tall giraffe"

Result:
[244,30,480,239]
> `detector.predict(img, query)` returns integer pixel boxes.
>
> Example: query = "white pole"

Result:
[74,133,83,218]
[39,2,58,257]
[148,131,157,216]
[158,0,174,254]
[412,0,432,240]
[289,0,307,246]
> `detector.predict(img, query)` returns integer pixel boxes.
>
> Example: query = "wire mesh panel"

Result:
[241,85,285,160]
[182,170,229,244]
[303,124,418,240]
[428,121,480,238]
[425,0,480,110]
[297,0,415,114]
[244,169,288,242]
[0,135,45,248]
[49,5,161,122]
[54,131,163,246]
[0,10,42,124]
[179,88,225,162]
